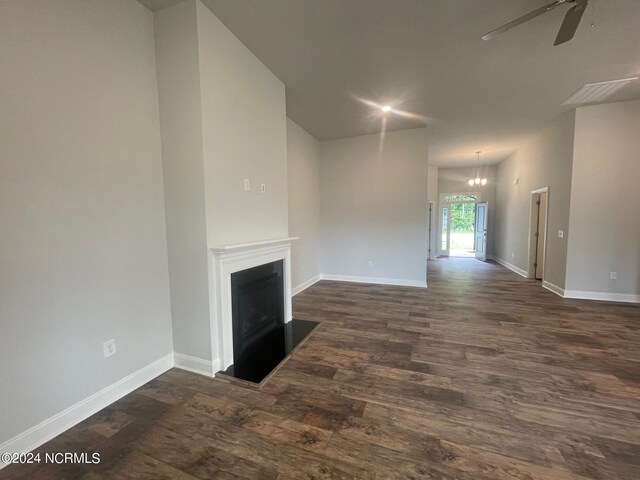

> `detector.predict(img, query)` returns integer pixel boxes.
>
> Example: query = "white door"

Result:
[474,202,488,261]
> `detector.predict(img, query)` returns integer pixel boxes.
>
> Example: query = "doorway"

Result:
[439,194,480,258]
[528,187,549,280]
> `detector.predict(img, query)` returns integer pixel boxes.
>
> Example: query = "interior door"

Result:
[535,192,548,279]
[474,202,488,261]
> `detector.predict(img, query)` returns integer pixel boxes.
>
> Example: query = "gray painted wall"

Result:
[495,112,575,289]
[427,166,439,260]
[154,0,289,363]
[196,0,289,248]
[566,100,640,296]
[154,0,212,361]
[0,0,173,443]
[319,128,429,284]
[287,119,321,290]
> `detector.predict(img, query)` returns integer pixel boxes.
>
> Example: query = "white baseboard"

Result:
[292,274,322,296]
[493,257,527,278]
[0,353,174,469]
[537,280,638,304]
[173,352,219,377]
[542,280,565,297]
[563,290,640,303]
[321,274,427,288]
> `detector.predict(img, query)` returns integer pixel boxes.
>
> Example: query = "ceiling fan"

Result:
[482,0,589,46]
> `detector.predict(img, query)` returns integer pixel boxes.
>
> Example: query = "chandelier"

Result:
[468,151,487,188]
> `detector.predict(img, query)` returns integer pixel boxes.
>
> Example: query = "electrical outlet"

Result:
[558,230,564,238]
[610,272,617,280]
[367,261,373,268]
[260,183,266,194]
[511,251,515,258]
[244,178,251,191]
[103,339,116,358]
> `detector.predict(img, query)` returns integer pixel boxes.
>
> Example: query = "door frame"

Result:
[438,192,482,257]
[527,187,550,280]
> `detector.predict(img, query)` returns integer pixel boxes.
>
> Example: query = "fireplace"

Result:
[209,237,317,381]
[225,259,318,383]
[231,260,284,364]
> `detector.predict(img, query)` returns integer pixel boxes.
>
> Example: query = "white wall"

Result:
[565,100,640,299]
[196,1,288,247]
[154,0,212,361]
[287,119,321,291]
[495,112,575,288]
[437,166,497,257]
[0,0,173,444]
[320,128,429,286]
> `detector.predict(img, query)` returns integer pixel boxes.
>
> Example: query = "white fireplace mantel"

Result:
[208,237,298,371]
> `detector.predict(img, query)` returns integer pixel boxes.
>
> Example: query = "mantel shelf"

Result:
[209,237,299,254]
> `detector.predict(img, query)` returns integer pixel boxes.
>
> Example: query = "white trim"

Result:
[209,239,295,371]
[531,187,549,194]
[542,280,565,297]
[538,280,639,304]
[173,353,219,377]
[493,257,528,277]
[0,353,174,468]
[292,274,322,296]
[321,274,427,288]
[564,290,640,303]
[209,236,299,254]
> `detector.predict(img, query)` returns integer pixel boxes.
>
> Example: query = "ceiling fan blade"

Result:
[482,0,567,41]
[554,0,588,45]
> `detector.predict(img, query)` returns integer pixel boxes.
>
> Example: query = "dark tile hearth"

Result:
[221,318,318,383]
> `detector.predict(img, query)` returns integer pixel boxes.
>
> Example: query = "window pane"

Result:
[442,194,477,203]
[441,208,448,251]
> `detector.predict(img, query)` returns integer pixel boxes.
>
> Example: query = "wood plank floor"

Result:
[2,258,639,479]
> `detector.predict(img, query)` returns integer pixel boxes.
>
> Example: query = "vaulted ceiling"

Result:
[138,0,640,166]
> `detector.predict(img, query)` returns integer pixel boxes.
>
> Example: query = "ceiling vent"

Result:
[562,77,638,106]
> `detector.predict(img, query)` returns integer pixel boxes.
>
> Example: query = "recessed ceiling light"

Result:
[562,77,639,106]
[381,105,392,113]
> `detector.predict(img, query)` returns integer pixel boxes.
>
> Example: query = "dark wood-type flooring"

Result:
[3,258,640,479]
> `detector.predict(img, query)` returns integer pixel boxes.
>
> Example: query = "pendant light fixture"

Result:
[468,151,488,188]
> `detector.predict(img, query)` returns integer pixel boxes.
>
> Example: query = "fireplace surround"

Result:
[208,237,297,371]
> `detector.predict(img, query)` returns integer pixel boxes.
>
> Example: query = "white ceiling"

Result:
[138,0,640,166]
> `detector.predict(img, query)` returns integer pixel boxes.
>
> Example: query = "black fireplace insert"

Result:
[224,260,317,383]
